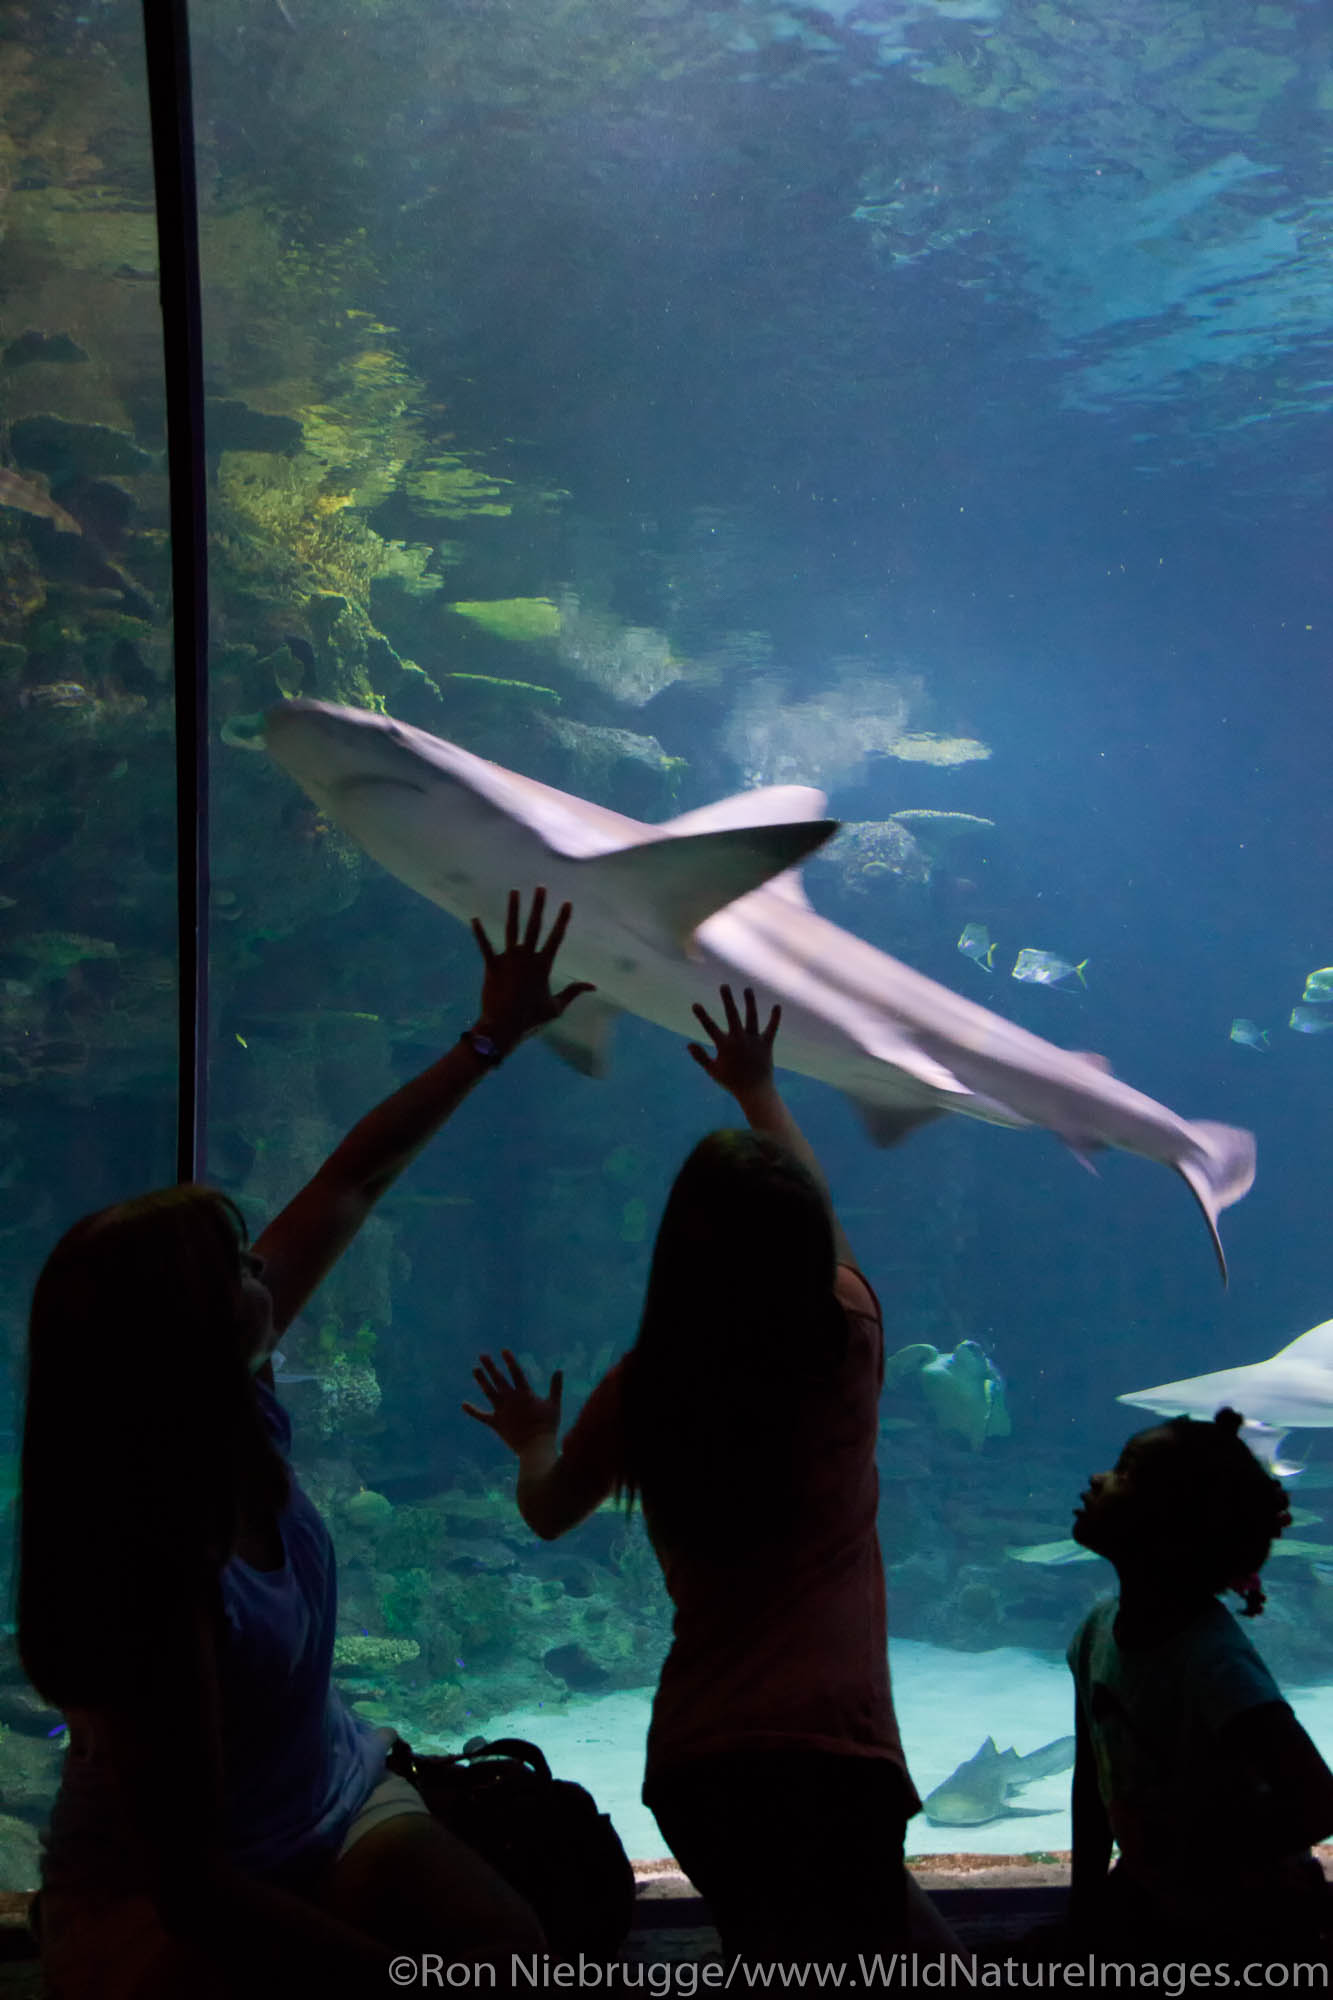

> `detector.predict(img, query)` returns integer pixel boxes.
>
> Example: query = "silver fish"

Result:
[1230,1019,1270,1052]
[957,922,996,972]
[1012,948,1087,988]
[1302,969,1333,1004]
[265,701,1255,1282]
[1290,1006,1333,1034]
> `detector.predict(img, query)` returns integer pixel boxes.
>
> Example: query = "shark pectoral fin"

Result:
[850,1020,973,1100]
[541,999,620,1077]
[1240,1424,1291,1471]
[576,820,839,944]
[848,1098,946,1147]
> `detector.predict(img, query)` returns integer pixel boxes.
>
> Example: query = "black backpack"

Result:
[387,1734,637,1958]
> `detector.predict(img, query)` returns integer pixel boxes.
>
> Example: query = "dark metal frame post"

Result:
[141,0,210,1183]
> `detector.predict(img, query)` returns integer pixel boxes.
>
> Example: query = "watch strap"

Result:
[461,1028,505,1066]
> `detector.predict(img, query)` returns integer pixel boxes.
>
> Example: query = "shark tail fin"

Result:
[1174,1121,1258,1288]
[1014,1735,1077,1781]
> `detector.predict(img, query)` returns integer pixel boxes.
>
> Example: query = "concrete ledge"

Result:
[631,1856,1076,1901]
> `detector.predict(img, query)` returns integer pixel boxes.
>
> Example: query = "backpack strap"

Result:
[462,1738,553,1782]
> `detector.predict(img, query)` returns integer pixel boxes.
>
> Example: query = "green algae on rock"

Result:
[332,1634,421,1671]
[449,597,562,643]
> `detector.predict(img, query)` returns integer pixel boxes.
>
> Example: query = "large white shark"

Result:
[264,700,1255,1281]
[1119,1320,1333,1468]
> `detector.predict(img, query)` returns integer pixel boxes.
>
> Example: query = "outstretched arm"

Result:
[253,889,593,1340]
[463,1349,615,1540]
[689,984,858,1270]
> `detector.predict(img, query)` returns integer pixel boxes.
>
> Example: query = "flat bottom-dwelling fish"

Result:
[924,1735,1077,1827]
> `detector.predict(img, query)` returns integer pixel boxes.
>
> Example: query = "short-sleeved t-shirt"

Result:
[43,1380,388,1892]
[1068,1595,1300,1928]
[561,1266,919,1812]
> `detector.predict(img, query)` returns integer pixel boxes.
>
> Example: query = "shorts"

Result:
[336,1770,431,1858]
[38,1775,433,1997]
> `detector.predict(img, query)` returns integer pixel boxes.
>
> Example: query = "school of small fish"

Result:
[959,912,1333,1058]
[957,926,1088,991]
[958,916,1333,1068]
[1229,966,1333,1050]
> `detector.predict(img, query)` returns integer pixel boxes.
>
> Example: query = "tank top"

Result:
[42,1381,388,1890]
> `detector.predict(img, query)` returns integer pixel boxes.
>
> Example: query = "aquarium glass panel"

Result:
[195,0,1333,1875]
[0,3,177,1888]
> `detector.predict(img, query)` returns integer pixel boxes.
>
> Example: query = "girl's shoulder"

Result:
[253,1374,294,1456]
[1068,1594,1118,1676]
[1190,1598,1283,1704]
[834,1263,882,1324]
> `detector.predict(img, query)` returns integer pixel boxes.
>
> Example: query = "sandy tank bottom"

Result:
[415,1638,1333,1863]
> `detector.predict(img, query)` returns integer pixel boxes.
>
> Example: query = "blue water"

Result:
[2,0,1333,1884]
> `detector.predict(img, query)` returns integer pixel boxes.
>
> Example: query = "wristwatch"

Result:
[460,1028,505,1066]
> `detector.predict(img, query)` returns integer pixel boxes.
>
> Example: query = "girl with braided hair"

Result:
[1067,1407,1333,1962]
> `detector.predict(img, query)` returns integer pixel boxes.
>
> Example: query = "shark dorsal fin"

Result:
[574,820,838,945]
[1275,1319,1333,1363]
[661,785,829,834]
[660,789,828,912]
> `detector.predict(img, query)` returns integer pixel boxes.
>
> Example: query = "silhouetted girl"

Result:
[1069,1407,1333,1962]
[20,890,589,2000]
[468,984,922,1964]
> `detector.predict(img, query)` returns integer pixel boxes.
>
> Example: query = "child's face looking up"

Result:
[1073,1425,1177,1561]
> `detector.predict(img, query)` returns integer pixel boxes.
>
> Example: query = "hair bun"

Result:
[1213,1407,1244,1437]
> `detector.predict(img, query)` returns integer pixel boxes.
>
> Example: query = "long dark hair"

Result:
[619,1129,847,1553]
[18,1186,289,1705]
